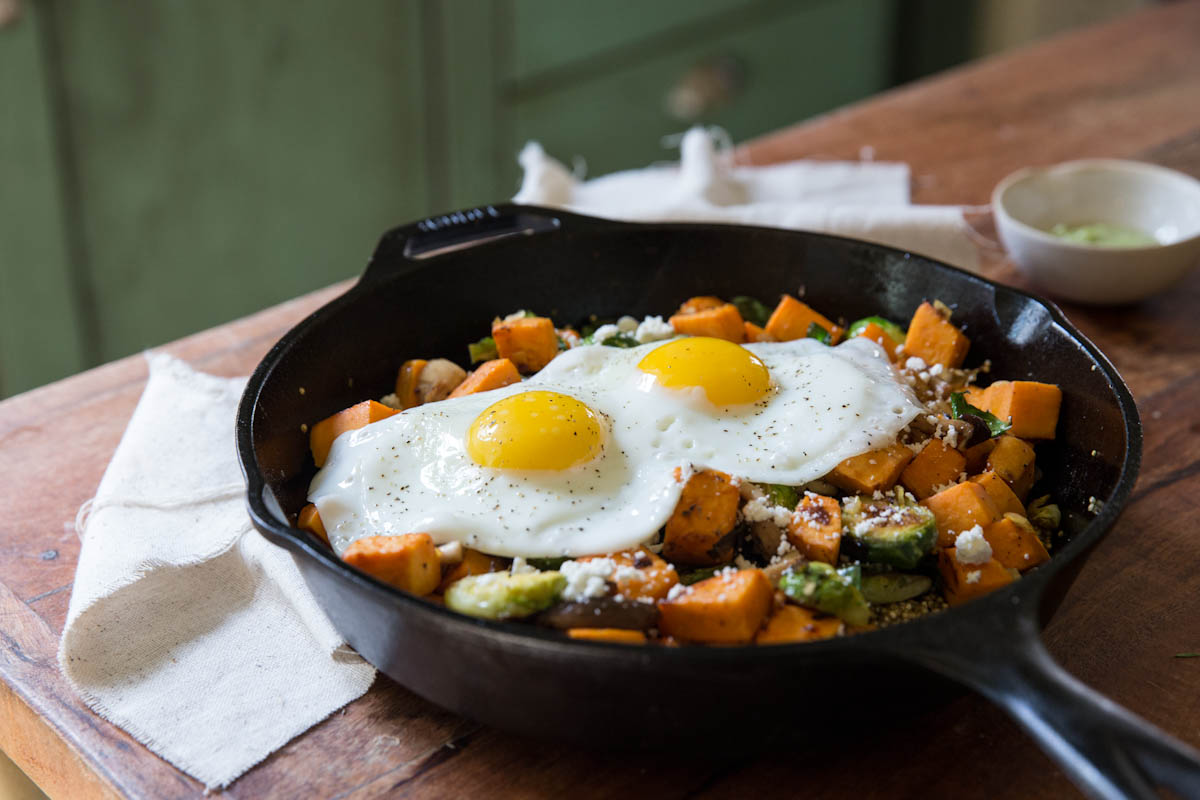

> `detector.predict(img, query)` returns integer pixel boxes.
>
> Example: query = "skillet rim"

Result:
[235,206,1143,658]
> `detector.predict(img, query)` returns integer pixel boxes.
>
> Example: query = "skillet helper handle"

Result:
[907,612,1200,800]
[362,204,571,283]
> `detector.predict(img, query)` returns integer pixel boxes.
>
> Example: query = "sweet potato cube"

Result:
[310,400,399,467]
[583,549,678,601]
[983,517,1050,572]
[663,470,741,565]
[922,481,1002,547]
[677,296,726,315]
[342,533,442,596]
[764,294,843,343]
[447,358,521,398]
[786,494,842,564]
[658,569,773,644]
[855,321,902,361]
[938,548,1015,606]
[900,439,967,500]
[668,303,746,342]
[297,503,329,546]
[743,321,772,342]
[972,381,1062,440]
[394,358,427,410]
[492,316,559,373]
[826,443,915,494]
[437,548,509,593]
[903,301,970,368]
[756,604,843,644]
[970,471,1025,517]
[567,628,648,644]
[962,437,997,474]
[986,435,1036,501]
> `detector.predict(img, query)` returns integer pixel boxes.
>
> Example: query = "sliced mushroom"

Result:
[762,553,804,584]
[417,359,467,403]
[746,519,784,562]
[536,596,659,631]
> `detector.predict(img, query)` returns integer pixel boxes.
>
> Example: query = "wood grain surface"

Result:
[2,3,1199,798]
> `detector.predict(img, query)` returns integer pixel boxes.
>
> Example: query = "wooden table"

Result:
[3,4,1199,798]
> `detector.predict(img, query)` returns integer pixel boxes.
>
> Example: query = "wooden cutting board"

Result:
[2,3,1199,797]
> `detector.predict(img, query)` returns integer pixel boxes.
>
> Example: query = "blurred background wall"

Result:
[0,0,1150,399]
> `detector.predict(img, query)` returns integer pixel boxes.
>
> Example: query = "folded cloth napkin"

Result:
[59,354,375,790]
[513,127,980,270]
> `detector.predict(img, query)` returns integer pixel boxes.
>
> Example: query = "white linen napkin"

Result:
[513,127,980,270]
[59,353,375,790]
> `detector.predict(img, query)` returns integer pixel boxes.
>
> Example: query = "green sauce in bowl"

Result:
[1049,222,1158,248]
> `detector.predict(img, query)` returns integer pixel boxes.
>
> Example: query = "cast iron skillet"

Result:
[236,205,1200,799]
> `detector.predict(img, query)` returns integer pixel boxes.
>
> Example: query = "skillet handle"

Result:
[362,204,573,283]
[901,609,1200,799]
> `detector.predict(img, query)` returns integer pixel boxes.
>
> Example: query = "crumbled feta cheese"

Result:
[741,496,794,528]
[954,525,992,565]
[378,392,402,409]
[510,556,538,575]
[559,558,615,601]
[635,315,675,343]
[590,324,620,344]
[734,554,756,570]
[965,570,982,584]
[666,583,690,601]
[928,363,945,376]
[905,356,928,372]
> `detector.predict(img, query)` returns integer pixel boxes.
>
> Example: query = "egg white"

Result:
[309,336,921,558]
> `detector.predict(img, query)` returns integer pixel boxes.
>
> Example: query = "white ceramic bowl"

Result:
[992,159,1200,305]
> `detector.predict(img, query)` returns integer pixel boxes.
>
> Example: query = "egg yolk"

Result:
[637,337,771,406]
[467,390,605,470]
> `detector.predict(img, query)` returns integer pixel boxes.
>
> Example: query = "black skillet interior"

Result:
[238,206,1200,798]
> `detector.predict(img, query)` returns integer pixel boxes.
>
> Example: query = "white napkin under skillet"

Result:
[59,130,984,790]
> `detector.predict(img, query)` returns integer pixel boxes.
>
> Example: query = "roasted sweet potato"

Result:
[938,547,1014,606]
[970,471,1025,516]
[567,628,648,644]
[582,549,679,601]
[309,400,399,467]
[756,604,843,644]
[447,358,521,398]
[437,548,510,593]
[743,321,772,342]
[983,516,1050,572]
[662,469,741,566]
[903,301,969,368]
[962,437,998,474]
[492,316,559,373]
[854,321,902,361]
[900,439,967,500]
[764,294,842,343]
[342,533,441,596]
[394,358,468,410]
[297,503,328,546]
[970,381,1062,440]
[786,493,842,564]
[658,569,774,644]
[394,359,427,410]
[677,296,726,315]
[985,435,1036,501]
[668,303,746,342]
[826,443,915,494]
[922,480,1002,547]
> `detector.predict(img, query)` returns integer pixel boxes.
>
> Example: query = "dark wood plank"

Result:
[1,3,1199,798]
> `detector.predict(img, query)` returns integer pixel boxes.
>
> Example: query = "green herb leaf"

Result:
[732,295,771,327]
[468,336,498,363]
[806,322,831,345]
[527,556,567,571]
[950,391,1012,437]
[601,333,639,348]
[1175,652,1200,659]
[679,566,723,585]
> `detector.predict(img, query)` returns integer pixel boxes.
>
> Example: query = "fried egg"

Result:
[309,336,921,558]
